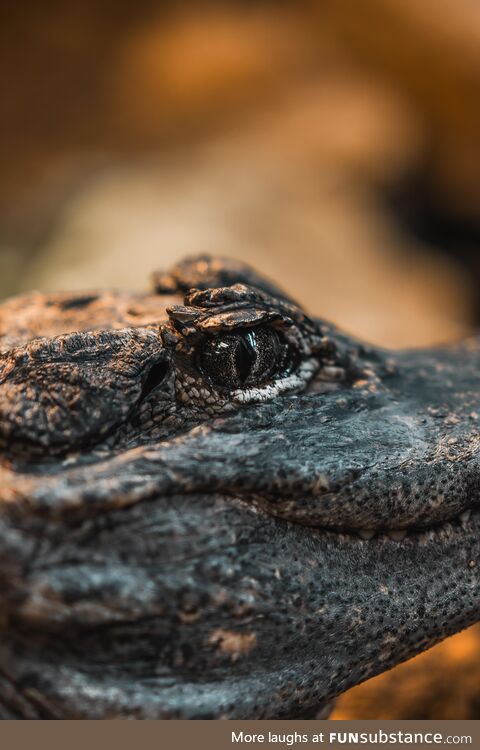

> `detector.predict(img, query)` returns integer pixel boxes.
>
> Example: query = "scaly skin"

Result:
[0,255,478,719]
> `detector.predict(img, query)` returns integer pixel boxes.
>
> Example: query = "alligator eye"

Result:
[200,328,289,389]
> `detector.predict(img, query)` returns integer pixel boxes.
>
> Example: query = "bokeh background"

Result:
[1,0,479,719]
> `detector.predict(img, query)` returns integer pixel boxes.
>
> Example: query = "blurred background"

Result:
[1,0,479,718]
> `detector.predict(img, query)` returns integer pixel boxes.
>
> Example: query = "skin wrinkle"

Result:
[0,254,478,718]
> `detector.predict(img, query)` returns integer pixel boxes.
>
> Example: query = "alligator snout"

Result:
[0,255,479,719]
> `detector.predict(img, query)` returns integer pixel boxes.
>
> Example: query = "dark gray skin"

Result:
[0,255,478,719]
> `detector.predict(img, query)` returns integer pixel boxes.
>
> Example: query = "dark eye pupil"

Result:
[235,336,256,383]
[200,328,284,389]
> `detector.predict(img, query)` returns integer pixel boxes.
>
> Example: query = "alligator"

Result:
[0,255,478,719]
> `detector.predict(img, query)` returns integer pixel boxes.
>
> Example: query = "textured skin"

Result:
[0,255,478,719]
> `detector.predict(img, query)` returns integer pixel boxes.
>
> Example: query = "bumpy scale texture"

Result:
[0,254,478,719]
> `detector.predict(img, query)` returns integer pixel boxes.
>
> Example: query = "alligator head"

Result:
[0,255,478,718]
